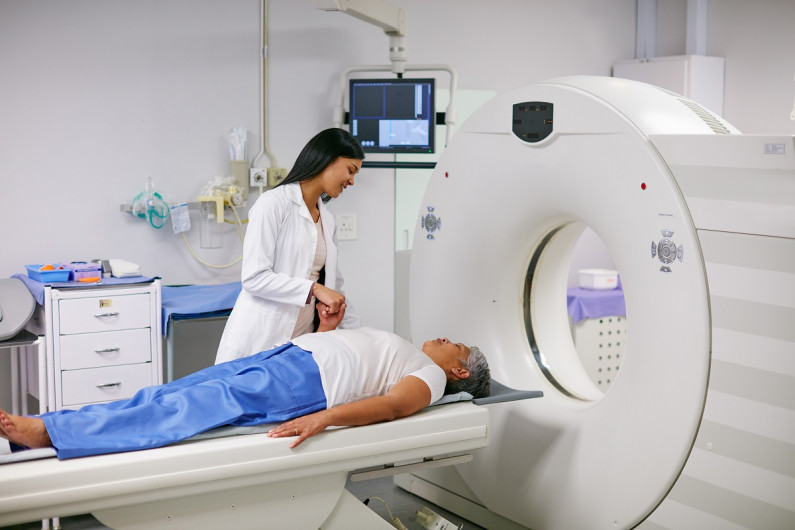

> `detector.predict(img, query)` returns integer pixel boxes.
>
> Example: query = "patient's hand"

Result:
[317,302,346,332]
[267,410,331,448]
[313,284,345,314]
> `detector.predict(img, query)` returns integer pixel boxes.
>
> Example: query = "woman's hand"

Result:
[313,283,345,314]
[316,301,346,331]
[266,410,331,448]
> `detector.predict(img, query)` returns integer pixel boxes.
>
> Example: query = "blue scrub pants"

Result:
[41,343,327,459]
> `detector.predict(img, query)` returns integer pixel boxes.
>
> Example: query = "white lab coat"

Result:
[215,183,361,364]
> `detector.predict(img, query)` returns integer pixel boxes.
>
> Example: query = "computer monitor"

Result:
[349,77,435,153]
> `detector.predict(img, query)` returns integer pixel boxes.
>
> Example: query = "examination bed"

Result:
[0,382,539,529]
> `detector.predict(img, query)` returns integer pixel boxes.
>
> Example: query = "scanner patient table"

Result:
[0,403,486,529]
[0,381,540,529]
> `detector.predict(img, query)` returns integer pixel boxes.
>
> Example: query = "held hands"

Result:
[312,283,345,315]
[316,301,346,331]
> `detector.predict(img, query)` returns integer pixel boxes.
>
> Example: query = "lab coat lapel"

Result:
[288,183,314,223]
[318,201,338,289]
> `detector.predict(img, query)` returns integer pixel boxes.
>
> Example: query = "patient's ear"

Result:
[450,366,470,381]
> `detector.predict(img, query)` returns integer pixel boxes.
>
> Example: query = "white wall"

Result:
[708,0,795,134]
[1,0,793,360]
[0,0,259,287]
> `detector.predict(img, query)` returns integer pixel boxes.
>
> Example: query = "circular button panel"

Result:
[651,229,684,270]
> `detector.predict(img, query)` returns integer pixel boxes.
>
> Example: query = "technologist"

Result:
[216,128,365,364]
[0,302,490,459]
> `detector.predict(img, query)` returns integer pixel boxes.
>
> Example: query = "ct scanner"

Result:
[405,76,795,529]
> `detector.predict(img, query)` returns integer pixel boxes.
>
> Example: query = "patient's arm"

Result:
[267,375,432,448]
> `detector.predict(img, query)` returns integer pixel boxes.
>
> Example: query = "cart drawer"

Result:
[58,294,151,334]
[59,328,152,370]
[61,364,153,406]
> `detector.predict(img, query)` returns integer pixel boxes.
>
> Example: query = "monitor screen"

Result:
[349,78,435,153]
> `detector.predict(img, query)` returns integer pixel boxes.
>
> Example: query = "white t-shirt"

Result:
[292,327,446,408]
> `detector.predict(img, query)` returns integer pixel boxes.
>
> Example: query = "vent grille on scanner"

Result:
[657,87,732,135]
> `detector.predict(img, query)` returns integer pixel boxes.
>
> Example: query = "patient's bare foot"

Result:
[0,409,52,449]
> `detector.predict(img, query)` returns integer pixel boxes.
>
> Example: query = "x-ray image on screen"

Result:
[349,78,435,153]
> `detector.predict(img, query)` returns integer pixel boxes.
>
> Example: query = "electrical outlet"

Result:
[336,214,357,240]
[250,168,266,186]
[267,167,288,187]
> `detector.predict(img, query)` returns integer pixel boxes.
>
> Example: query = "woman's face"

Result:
[318,156,362,198]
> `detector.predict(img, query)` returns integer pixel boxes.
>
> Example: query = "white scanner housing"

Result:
[407,76,795,529]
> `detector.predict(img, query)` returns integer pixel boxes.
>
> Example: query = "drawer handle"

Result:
[94,312,120,318]
[94,347,121,353]
[96,382,122,389]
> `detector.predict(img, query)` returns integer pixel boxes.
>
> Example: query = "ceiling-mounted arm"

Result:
[314,0,408,73]
[314,0,405,35]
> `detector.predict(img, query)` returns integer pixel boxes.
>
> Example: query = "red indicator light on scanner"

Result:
[641,183,647,190]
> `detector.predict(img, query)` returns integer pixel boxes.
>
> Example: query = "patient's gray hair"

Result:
[445,346,491,398]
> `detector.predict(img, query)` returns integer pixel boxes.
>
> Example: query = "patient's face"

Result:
[422,337,470,363]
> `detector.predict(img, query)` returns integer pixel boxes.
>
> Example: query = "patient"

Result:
[0,302,489,459]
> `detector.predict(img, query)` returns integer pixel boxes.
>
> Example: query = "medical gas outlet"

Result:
[250,167,287,187]
[267,167,287,187]
[250,168,266,186]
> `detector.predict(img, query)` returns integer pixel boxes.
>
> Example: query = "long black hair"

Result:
[277,128,365,188]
